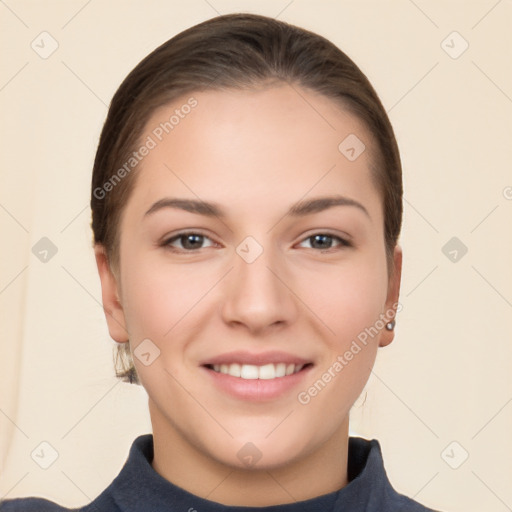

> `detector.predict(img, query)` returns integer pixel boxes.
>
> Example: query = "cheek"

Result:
[120,258,191,390]
[121,263,172,337]
[120,251,208,335]
[119,252,223,385]
[298,265,386,417]
[305,258,388,342]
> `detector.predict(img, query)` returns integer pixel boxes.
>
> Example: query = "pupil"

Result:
[312,234,331,249]
[183,234,203,249]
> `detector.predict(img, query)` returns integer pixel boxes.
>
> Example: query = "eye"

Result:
[161,231,351,253]
[297,233,352,251]
[162,231,217,252]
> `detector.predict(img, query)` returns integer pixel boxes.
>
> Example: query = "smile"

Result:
[206,362,309,380]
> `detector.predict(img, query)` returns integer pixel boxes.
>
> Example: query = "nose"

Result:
[221,239,299,335]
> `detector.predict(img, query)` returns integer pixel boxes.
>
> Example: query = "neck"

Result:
[149,399,350,506]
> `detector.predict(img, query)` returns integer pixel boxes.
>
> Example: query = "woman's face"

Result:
[96,83,401,470]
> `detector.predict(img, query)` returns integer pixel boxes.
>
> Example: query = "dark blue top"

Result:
[0,434,442,511]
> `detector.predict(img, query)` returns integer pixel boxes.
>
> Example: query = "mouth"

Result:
[203,362,314,380]
[200,350,315,401]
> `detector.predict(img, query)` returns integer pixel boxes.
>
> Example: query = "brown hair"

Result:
[90,13,403,385]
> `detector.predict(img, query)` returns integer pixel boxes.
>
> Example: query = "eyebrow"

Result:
[144,195,370,220]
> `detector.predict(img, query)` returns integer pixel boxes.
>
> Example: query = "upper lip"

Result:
[201,350,313,366]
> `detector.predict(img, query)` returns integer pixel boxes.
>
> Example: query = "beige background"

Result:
[1,1,511,511]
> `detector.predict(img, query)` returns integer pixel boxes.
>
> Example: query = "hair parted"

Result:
[90,13,403,385]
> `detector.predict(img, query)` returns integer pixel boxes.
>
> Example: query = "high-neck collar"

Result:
[91,433,411,512]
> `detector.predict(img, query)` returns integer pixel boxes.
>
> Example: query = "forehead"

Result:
[126,84,380,219]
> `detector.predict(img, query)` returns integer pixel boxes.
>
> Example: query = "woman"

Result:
[1,12,443,512]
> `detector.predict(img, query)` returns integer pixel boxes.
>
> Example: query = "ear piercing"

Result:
[385,320,395,331]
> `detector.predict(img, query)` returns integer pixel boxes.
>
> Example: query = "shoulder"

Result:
[0,495,119,512]
[347,437,445,512]
[381,489,444,512]
[0,436,152,512]
[0,497,73,511]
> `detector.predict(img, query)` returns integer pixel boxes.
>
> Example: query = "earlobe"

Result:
[379,245,403,348]
[94,244,129,343]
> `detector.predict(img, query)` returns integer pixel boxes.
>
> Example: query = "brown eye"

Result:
[298,233,351,251]
[163,232,216,252]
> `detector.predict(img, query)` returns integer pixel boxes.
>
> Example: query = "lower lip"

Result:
[201,365,313,402]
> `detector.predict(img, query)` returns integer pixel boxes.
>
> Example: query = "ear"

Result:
[379,245,402,348]
[94,244,129,343]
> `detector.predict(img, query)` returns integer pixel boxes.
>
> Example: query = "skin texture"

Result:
[95,83,402,506]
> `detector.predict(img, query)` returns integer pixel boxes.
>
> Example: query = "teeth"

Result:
[211,363,305,379]
[241,364,259,379]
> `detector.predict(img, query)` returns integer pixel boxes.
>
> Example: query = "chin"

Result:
[204,432,313,471]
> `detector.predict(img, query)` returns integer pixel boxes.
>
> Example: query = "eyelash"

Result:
[161,231,352,253]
